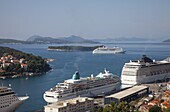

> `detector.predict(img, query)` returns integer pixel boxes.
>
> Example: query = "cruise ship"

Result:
[0,86,29,112]
[121,55,170,88]
[43,69,120,103]
[92,46,125,54]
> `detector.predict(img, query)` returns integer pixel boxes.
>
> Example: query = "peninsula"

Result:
[0,46,51,79]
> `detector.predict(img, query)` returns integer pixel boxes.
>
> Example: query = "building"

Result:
[44,97,94,112]
[139,104,153,112]
[162,91,170,101]
[161,100,170,110]
[105,85,149,104]
[167,82,170,90]
[148,99,160,106]
[21,63,28,70]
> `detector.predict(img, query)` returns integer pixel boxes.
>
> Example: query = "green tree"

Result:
[102,101,135,112]
[149,105,162,112]
[97,107,103,112]
[103,105,113,112]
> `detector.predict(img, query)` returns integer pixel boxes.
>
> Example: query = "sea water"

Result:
[0,42,170,112]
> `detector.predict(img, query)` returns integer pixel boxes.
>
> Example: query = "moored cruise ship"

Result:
[121,55,170,88]
[43,69,120,103]
[92,46,125,54]
[0,86,29,112]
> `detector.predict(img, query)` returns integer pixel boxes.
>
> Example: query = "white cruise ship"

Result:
[43,69,120,103]
[121,55,170,88]
[0,86,29,112]
[92,46,125,54]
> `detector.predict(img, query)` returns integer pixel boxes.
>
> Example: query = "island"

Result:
[0,46,51,79]
[48,45,103,51]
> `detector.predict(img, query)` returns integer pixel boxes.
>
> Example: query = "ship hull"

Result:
[0,100,24,112]
[121,73,170,88]
[44,82,120,103]
[93,50,125,54]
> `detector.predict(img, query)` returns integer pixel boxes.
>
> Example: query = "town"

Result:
[0,54,28,78]
[0,46,51,79]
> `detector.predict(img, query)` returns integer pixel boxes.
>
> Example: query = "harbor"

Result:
[0,43,170,112]
[41,82,170,112]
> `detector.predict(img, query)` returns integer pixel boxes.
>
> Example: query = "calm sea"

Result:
[0,42,170,112]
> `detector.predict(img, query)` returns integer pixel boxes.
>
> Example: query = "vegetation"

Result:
[97,101,136,112]
[48,45,103,51]
[149,105,162,112]
[0,46,51,77]
[0,39,25,44]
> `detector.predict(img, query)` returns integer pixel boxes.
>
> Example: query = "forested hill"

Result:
[0,46,51,77]
[163,39,170,42]
[0,39,25,44]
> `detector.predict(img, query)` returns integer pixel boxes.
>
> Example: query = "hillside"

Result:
[0,46,51,78]
[163,39,170,42]
[27,35,99,44]
[93,37,149,42]
[0,39,25,44]
[0,35,99,44]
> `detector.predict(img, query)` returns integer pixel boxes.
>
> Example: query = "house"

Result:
[148,99,160,106]
[21,63,28,70]
[167,82,170,90]
[161,100,170,110]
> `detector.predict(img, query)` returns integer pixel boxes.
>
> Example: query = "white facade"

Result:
[121,56,170,87]
[44,97,94,112]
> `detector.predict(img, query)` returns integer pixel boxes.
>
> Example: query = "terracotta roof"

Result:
[148,99,160,106]
[21,63,28,66]
[161,101,170,109]
[0,69,5,73]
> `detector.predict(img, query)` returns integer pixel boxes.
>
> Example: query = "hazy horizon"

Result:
[0,0,170,40]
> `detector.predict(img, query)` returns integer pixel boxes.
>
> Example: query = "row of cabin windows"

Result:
[0,99,18,104]
[0,105,9,108]
[149,69,170,76]
[0,96,17,102]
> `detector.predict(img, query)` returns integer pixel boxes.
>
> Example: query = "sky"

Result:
[0,0,170,40]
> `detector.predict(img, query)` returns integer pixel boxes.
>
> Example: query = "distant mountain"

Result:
[59,35,98,43]
[27,35,68,44]
[114,37,149,41]
[93,37,149,42]
[27,35,99,44]
[0,39,25,44]
[163,39,170,42]
[26,35,43,41]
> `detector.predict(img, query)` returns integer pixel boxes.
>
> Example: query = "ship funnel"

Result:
[72,71,80,80]
[91,74,94,78]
